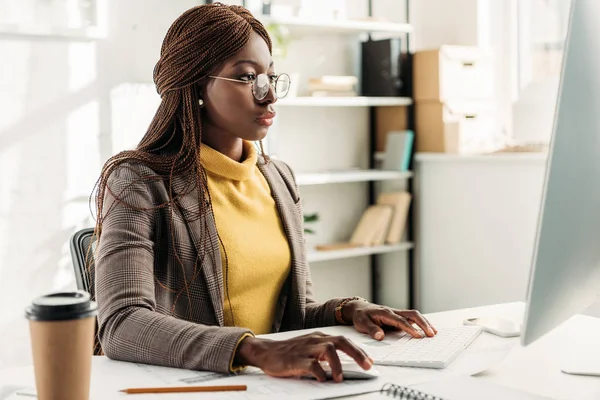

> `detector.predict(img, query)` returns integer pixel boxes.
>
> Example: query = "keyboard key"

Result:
[364,325,482,369]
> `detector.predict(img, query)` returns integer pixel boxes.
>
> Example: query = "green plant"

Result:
[266,23,291,60]
[303,213,319,235]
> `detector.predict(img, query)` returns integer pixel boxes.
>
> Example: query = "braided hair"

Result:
[91,3,273,326]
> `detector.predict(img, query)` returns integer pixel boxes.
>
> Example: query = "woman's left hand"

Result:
[343,301,438,340]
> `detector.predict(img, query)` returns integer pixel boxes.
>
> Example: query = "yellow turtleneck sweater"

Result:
[200,141,291,335]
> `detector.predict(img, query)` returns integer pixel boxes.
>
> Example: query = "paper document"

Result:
[133,362,229,385]
[89,358,235,399]
[3,349,513,400]
[445,343,514,376]
[199,366,431,400]
[0,386,36,399]
[350,376,552,400]
[409,375,553,400]
[87,357,440,400]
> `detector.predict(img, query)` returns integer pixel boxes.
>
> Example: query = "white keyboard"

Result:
[360,325,483,369]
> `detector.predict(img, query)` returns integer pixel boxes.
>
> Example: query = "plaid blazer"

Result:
[95,156,345,374]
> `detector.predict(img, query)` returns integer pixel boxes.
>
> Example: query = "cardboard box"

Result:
[375,106,408,152]
[413,45,495,102]
[415,101,499,154]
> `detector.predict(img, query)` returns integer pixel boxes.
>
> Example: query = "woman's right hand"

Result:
[234,332,373,382]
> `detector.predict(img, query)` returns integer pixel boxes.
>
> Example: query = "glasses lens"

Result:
[275,74,291,99]
[253,74,270,100]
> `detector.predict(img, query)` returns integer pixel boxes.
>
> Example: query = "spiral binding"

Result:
[380,383,446,400]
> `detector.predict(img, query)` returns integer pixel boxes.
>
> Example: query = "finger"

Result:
[424,316,438,334]
[320,343,343,382]
[398,310,436,336]
[331,336,373,371]
[298,332,332,345]
[374,311,423,338]
[308,359,327,382]
[295,331,328,340]
[360,318,386,341]
[404,310,437,336]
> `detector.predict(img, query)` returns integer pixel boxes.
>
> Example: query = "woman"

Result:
[93,3,436,382]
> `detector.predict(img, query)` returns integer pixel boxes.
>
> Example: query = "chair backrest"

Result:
[69,228,96,293]
[69,227,103,355]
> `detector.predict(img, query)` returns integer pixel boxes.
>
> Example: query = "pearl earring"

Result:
[198,98,204,107]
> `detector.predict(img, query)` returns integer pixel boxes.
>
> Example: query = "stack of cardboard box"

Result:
[413,45,498,154]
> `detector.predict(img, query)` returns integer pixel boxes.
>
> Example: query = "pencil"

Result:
[119,384,247,394]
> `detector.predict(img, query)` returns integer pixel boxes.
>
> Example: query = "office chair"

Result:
[69,228,96,293]
[69,228,103,355]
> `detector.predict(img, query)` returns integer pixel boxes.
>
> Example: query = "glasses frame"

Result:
[208,73,291,101]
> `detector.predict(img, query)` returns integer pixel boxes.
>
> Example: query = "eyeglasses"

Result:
[208,73,291,101]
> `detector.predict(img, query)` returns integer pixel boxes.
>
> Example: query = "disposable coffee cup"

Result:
[25,290,98,400]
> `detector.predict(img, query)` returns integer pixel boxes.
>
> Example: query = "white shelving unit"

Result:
[307,243,414,263]
[260,16,412,36]
[296,169,412,186]
[276,96,413,107]
[269,10,415,283]
[259,5,416,307]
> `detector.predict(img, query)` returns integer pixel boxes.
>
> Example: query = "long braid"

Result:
[91,3,272,330]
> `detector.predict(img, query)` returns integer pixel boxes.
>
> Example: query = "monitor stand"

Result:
[562,364,600,377]
[561,346,600,377]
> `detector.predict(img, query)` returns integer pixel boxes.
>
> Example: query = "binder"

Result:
[376,191,412,244]
[349,205,393,246]
[382,130,414,172]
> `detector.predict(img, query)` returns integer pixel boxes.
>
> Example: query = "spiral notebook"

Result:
[319,375,552,400]
[318,383,447,400]
[367,383,447,399]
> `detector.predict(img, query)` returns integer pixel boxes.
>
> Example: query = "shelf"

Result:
[295,169,413,185]
[0,23,106,40]
[276,96,413,107]
[307,242,414,263]
[414,152,549,163]
[261,16,413,36]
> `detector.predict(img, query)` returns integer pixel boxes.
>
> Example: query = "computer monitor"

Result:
[522,0,600,350]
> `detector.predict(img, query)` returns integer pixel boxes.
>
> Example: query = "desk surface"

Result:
[1,302,599,399]
[423,302,600,399]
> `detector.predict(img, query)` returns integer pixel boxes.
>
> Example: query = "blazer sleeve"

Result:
[273,159,346,328]
[95,164,252,374]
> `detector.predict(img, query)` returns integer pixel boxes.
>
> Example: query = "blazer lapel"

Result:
[172,173,225,326]
[258,161,307,331]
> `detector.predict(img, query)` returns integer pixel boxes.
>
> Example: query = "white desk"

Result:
[417,302,600,399]
[1,302,599,399]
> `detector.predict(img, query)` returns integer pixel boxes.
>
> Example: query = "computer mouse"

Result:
[314,361,380,380]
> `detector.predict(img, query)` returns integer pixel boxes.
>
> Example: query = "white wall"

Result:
[414,154,546,313]
[412,0,480,49]
[0,0,198,369]
[410,1,600,318]
[0,0,411,369]
[2,0,571,371]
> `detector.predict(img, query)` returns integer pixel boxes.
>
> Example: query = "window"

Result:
[517,0,570,91]
[0,0,107,39]
[508,0,571,142]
